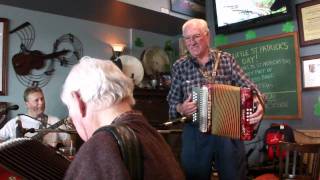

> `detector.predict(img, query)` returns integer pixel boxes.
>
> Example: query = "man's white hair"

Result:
[182,18,209,35]
[61,56,135,109]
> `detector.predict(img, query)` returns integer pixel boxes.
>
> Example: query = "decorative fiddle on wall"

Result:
[10,22,83,87]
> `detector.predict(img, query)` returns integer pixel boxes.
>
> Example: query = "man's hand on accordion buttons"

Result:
[177,94,197,117]
[247,96,264,127]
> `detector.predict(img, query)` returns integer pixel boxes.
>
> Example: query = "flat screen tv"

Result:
[212,0,293,34]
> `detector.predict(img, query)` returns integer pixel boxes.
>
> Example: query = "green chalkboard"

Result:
[220,32,302,120]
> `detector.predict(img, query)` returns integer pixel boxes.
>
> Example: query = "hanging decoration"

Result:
[9,22,75,87]
[53,33,83,67]
[9,22,54,87]
[313,97,320,117]
[134,37,144,47]
[245,30,257,40]
[214,34,228,47]
[164,40,176,68]
[282,21,295,33]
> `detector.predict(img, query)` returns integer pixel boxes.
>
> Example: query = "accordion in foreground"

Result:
[192,84,255,140]
[0,138,70,180]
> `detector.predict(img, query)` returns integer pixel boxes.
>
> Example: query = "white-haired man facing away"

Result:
[61,56,184,180]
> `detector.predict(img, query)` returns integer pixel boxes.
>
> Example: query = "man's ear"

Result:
[25,101,29,108]
[71,91,86,117]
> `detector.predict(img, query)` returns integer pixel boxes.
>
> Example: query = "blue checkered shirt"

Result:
[167,49,260,119]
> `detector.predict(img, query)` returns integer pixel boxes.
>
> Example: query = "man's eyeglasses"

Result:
[183,32,207,42]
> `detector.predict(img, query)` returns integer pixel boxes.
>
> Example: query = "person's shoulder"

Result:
[172,55,193,73]
[221,51,233,57]
[115,110,149,126]
[211,48,233,58]
[81,130,119,155]
[47,115,60,123]
[17,114,38,123]
[8,116,19,122]
[211,49,236,65]
[2,116,19,127]
[173,55,190,66]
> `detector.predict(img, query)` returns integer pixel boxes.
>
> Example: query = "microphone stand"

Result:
[157,117,190,134]
[33,129,77,134]
[16,120,25,138]
[0,104,20,129]
[162,117,191,127]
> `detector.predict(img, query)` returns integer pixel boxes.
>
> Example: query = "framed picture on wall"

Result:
[296,1,320,46]
[302,54,320,89]
[0,101,7,117]
[170,0,205,18]
[0,18,8,96]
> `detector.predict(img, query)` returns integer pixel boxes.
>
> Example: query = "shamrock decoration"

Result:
[282,21,294,33]
[245,30,256,40]
[314,97,320,117]
[214,34,228,47]
[164,40,173,51]
[134,37,144,47]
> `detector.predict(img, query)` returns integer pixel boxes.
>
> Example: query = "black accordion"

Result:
[0,138,70,180]
[192,84,255,140]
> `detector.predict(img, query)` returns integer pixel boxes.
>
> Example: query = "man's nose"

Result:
[38,99,45,105]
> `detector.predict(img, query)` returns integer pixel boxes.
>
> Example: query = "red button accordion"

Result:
[192,84,255,140]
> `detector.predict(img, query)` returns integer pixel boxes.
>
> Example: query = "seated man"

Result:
[0,87,71,148]
[61,56,184,180]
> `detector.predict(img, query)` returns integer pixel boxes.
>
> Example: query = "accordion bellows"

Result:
[193,84,254,140]
[0,138,70,180]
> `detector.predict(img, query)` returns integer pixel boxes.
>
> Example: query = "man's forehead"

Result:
[27,92,44,100]
[183,26,202,35]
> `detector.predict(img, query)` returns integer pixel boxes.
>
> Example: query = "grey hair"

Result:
[182,18,209,35]
[61,56,135,109]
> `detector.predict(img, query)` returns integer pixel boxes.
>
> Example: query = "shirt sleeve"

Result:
[167,63,183,119]
[0,117,18,141]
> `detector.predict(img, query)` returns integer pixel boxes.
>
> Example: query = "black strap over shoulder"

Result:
[94,124,143,180]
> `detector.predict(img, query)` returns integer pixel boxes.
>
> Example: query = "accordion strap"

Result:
[94,124,143,180]
[212,50,222,83]
[197,49,222,83]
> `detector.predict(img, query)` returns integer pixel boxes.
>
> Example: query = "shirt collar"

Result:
[188,49,216,68]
